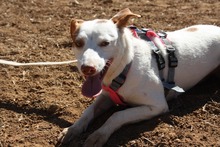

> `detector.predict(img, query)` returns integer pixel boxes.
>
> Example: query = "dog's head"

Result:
[70,8,140,98]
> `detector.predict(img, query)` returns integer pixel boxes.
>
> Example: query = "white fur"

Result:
[58,19,220,147]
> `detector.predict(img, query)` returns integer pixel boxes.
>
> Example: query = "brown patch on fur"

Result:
[186,27,198,32]
[70,19,84,42]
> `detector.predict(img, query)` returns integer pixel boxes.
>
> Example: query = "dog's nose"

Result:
[81,65,96,76]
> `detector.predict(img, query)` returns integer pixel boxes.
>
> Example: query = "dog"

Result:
[57,8,220,147]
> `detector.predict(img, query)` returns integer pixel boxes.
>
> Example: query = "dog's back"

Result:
[166,25,220,90]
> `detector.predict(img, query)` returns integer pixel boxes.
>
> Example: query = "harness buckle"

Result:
[158,31,167,39]
[166,45,178,68]
[110,74,126,91]
[166,45,176,53]
[168,52,178,68]
[153,50,165,70]
[141,28,150,32]
[114,74,126,84]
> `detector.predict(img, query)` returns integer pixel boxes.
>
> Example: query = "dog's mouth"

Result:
[81,60,112,98]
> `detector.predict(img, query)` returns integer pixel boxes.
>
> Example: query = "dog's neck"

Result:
[103,28,134,86]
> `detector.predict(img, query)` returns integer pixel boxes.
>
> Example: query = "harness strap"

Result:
[130,26,165,81]
[159,33,177,84]
[110,62,132,91]
[103,26,185,106]
[103,62,132,105]
[150,44,165,81]
[158,32,185,93]
[130,26,184,93]
[102,85,125,105]
[146,31,165,81]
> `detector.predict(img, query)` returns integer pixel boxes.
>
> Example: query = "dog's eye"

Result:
[99,41,110,47]
[74,39,84,48]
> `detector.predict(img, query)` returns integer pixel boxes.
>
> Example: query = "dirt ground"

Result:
[0,0,220,146]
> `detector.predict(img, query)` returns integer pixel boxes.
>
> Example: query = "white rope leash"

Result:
[0,59,77,66]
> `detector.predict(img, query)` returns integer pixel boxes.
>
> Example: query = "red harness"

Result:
[102,85,125,105]
[102,61,132,105]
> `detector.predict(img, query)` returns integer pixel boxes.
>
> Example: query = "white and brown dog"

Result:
[58,8,220,147]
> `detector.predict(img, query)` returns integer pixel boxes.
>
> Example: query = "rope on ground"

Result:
[0,59,77,66]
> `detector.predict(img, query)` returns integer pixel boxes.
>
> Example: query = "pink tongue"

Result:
[82,74,102,98]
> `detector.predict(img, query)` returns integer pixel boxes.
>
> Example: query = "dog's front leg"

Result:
[57,92,114,145]
[84,103,169,147]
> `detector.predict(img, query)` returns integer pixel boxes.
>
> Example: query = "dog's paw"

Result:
[57,126,80,146]
[84,131,108,147]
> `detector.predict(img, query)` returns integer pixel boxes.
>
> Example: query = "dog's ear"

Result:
[111,8,141,28]
[70,19,84,40]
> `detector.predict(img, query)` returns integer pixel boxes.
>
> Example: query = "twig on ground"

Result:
[142,136,155,145]
[204,121,218,128]
[202,104,208,112]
